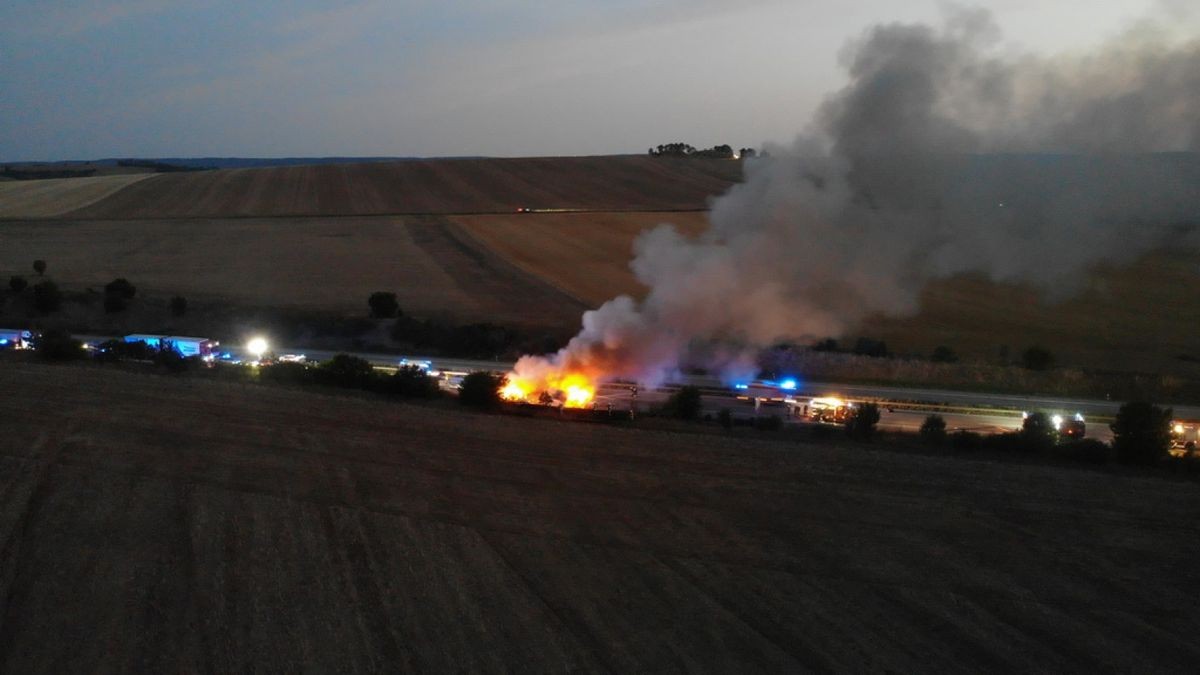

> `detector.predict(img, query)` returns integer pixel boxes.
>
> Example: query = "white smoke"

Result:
[514,7,1200,387]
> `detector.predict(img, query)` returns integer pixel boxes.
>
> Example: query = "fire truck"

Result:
[792,396,855,424]
[1171,421,1197,455]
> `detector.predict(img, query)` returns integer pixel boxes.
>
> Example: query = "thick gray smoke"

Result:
[513,8,1200,388]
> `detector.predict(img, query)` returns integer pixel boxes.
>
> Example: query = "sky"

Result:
[0,0,1186,161]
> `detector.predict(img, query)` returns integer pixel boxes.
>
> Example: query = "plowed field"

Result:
[65,156,741,219]
[1,363,1197,671]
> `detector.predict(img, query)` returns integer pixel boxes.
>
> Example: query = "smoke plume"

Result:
[514,7,1200,387]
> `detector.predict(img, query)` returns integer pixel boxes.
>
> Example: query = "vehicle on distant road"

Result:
[124,334,219,360]
[400,358,439,376]
[796,396,855,424]
[1171,421,1197,455]
[0,329,33,350]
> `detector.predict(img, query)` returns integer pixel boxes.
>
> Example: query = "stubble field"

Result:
[0,214,587,327]
[57,156,740,219]
[0,362,1197,671]
[0,174,154,218]
[453,211,709,304]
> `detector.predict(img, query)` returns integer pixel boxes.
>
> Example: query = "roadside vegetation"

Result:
[5,334,1197,477]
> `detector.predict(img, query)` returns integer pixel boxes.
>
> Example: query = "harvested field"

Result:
[1,362,1198,671]
[454,211,709,304]
[0,215,585,326]
[860,250,1200,374]
[64,156,741,219]
[0,174,154,218]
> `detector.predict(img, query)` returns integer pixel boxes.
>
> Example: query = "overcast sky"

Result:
[0,0,1186,161]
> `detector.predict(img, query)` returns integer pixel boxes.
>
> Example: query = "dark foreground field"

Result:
[1,364,1198,672]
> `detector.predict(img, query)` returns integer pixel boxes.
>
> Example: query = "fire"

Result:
[558,373,595,408]
[501,378,532,402]
[499,370,596,408]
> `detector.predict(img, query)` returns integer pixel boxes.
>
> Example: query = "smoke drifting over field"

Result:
[515,8,1200,387]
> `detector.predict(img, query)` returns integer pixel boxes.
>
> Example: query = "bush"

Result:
[459,371,503,409]
[154,346,192,373]
[983,432,1024,453]
[32,280,62,313]
[390,316,523,359]
[8,276,27,293]
[34,329,83,361]
[811,338,839,352]
[104,278,137,300]
[950,430,983,451]
[853,338,889,358]
[103,294,128,313]
[378,365,439,398]
[920,414,947,445]
[260,361,314,386]
[170,296,188,316]
[1055,439,1112,464]
[1022,346,1054,371]
[368,291,401,319]
[32,259,46,276]
[1020,412,1057,453]
[1111,401,1172,466]
[845,402,881,440]
[930,346,957,363]
[663,386,703,421]
[314,354,377,389]
[93,339,156,362]
[718,408,733,430]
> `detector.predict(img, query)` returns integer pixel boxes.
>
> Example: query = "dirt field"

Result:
[454,211,709,304]
[61,156,741,219]
[0,174,155,218]
[0,362,1197,671]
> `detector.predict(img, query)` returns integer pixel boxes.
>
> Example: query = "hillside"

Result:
[0,214,588,327]
[1,362,1198,671]
[61,155,741,219]
[2,154,1198,375]
[0,174,154,218]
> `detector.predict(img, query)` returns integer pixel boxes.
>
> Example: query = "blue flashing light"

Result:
[0,339,8,345]
[733,383,749,390]
[779,378,797,390]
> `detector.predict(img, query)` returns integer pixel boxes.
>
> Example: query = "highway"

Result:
[79,336,1200,442]
[253,347,1197,443]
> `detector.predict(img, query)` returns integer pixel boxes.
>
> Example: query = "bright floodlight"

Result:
[247,336,269,359]
[1051,414,1064,430]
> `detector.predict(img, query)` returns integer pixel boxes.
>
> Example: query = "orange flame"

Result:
[500,371,595,408]
[501,378,532,402]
